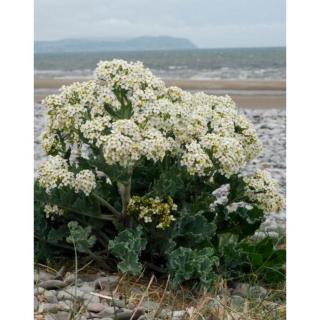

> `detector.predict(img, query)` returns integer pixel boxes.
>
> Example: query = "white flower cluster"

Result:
[181,142,212,176]
[40,59,264,181]
[80,115,111,146]
[95,59,165,110]
[74,170,97,196]
[44,204,64,220]
[200,134,246,177]
[41,131,63,154]
[38,155,96,196]
[243,170,285,213]
[38,155,75,193]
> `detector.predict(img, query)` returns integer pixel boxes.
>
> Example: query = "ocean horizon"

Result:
[35,47,286,81]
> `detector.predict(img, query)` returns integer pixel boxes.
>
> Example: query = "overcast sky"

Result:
[35,0,285,48]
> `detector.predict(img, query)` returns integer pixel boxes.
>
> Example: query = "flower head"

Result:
[243,170,284,213]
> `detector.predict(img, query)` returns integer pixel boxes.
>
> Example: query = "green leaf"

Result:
[173,213,216,247]
[47,226,68,244]
[168,247,219,288]
[221,237,286,284]
[108,226,147,276]
[214,205,264,240]
[66,221,96,252]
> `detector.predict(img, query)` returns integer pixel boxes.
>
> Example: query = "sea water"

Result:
[34,47,285,80]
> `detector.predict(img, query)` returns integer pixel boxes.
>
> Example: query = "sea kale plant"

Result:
[35,59,285,287]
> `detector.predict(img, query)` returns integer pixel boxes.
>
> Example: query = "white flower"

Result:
[80,116,111,146]
[41,131,63,154]
[44,204,64,220]
[38,155,75,193]
[234,114,263,160]
[103,132,142,167]
[201,134,246,177]
[74,170,97,196]
[140,128,171,162]
[243,170,284,213]
[111,119,141,141]
[181,142,213,176]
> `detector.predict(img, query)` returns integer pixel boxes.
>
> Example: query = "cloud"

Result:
[35,0,285,47]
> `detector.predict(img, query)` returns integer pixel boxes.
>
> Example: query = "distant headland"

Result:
[34,36,197,53]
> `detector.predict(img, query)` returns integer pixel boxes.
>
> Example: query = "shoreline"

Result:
[34,78,286,109]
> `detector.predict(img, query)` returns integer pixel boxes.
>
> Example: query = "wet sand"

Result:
[34,79,286,109]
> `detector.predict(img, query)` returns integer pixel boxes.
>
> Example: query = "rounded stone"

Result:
[38,280,67,290]
[94,275,119,290]
[35,270,55,283]
[230,295,245,310]
[34,287,45,295]
[39,303,61,313]
[34,296,39,312]
[87,302,106,313]
[44,290,58,304]
[248,285,268,299]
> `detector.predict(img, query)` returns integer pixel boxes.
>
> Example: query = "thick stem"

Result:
[34,235,74,252]
[85,247,112,271]
[92,193,121,217]
[117,177,132,227]
[60,205,116,221]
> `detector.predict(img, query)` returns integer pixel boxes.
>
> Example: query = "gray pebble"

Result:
[114,309,134,320]
[95,306,117,318]
[57,301,71,311]
[44,290,58,304]
[232,283,250,297]
[78,284,95,294]
[83,292,100,304]
[110,298,126,308]
[87,302,106,313]
[39,303,61,313]
[35,270,55,283]
[57,290,73,301]
[63,272,76,285]
[38,279,67,290]
[34,296,39,312]
[34,286,45,295]
[141,300,160,311]
[51,311,70,320]
[249,285,268,299]
[94,275,120,290]
[172,310,186,320]
[230,295,245,310]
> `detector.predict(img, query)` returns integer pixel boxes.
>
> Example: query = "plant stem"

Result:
[85,247,112,271]
[60,205,116,221]
[34,235,74,252]
[117,179,132,227]
[92,193,121,217]
[145,262,166,274]
[72,238,78,304]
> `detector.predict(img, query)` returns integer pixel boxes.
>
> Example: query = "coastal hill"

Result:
[34,36,197,53]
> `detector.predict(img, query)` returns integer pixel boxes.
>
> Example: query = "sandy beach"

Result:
[34,78,286,109]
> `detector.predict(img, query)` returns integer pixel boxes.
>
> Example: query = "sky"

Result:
[35,0,286,48]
